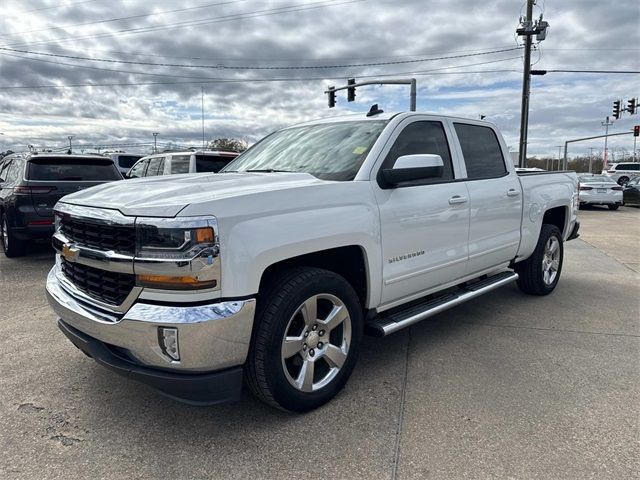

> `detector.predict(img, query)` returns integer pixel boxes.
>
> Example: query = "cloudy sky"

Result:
[0,0,638,160]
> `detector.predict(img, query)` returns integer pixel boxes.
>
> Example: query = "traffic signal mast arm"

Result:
[325,78,417,111]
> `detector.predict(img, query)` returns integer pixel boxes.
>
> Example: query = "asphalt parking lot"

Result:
[1,206,638,480]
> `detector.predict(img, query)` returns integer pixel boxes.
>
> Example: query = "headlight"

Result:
[134,216,220,290]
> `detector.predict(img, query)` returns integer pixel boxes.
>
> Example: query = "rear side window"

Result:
[0,160,11,181]
[5,159,23,184]
[195,154,233,173]
[454,123,507,179]
[381,121,454,185]
[27,158,121,181]
[117,155,142,169]
[171,155,191,174]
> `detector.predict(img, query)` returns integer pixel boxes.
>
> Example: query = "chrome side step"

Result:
[365,271,519,337]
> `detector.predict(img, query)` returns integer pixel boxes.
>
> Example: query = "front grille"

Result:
[61,258,135,305]
[60,217,135,255]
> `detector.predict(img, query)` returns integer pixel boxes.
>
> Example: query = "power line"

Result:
[17,0,102,14]
[2,0,365,48]
[0,0,248,38]
[0,46,523,70]
[539,69,640,74]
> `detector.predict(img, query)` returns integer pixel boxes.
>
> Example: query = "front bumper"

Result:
[46,265,256,403]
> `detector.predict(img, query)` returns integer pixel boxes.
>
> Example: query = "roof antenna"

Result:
[366,104,384,117]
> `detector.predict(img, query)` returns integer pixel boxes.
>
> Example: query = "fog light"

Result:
[158,327,180,361]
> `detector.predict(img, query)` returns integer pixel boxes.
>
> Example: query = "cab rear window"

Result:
[27,158,121,181]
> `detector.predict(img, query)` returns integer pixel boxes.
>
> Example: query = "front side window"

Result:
[27,158,121,181]
[222,121,388,181]
[380,121,454,185]
[128,159,149,178]
[171,155,191,174]
[454,123,507,179]
[0,160,11,181]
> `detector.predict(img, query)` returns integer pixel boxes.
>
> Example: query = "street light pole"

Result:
[153,132,159,153]
[588,147,596,173]
[68,136,74,154]
[555,145,563,171]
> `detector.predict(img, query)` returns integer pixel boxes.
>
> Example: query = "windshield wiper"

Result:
[244,169,293,173]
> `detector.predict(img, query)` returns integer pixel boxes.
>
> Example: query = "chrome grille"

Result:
[61,258,135,306]
[60,216,135,254]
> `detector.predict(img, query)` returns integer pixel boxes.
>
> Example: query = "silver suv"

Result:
[603,162,640,185]
[126,150,238,179]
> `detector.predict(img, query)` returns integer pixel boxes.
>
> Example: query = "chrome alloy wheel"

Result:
[281,293,352,393]
[542,236,560,285]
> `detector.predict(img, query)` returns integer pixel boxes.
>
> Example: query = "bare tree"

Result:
[208,138,248,153]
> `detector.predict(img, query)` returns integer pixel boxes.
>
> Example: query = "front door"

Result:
[374,119,470,307]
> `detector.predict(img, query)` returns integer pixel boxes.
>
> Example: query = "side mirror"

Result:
[382,154,444,187]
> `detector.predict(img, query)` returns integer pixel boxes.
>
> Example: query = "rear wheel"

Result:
[608,204,619,211]
[245,267,363,412]
[515,224,563,296]
[617,176,629,186]
[1,213,26,258]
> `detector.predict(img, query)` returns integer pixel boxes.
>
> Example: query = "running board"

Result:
[365,271,519,337]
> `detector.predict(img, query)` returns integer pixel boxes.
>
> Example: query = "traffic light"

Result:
[347,78,356,102]
[327,86,336,108]
[612,100,622,120]
[634,125,640,137]
[627,98,637,115]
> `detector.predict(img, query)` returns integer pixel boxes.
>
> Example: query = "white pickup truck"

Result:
[46,111,579,411]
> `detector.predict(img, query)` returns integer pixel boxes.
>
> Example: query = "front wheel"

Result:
[245,267,363,412]
[608,204,619,211]
[515,224,564,296]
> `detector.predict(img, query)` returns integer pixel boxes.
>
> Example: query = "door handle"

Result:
[448,195,468,205]
[507,189,520,197]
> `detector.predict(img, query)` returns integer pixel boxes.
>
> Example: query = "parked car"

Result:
[109,153,143,175]
[46,112,579,411]
[603,162,640,185]
[623,177,640,206]
[0,153,122,257]
[577,174,623,210]
[126,150,238,178]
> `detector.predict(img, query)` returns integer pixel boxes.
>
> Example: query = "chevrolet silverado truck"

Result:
[46,112,580,412]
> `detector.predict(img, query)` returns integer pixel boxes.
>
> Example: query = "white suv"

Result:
[126,150,238,178]
[603,162,640,185]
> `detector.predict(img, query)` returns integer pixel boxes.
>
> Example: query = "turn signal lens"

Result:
[194,227,214,243]
[136,274,217,290]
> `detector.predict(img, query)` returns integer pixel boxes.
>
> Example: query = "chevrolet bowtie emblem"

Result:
[61,244,80,262]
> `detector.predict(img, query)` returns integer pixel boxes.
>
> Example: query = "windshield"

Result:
[27,158,121,181]
[222,121,388,181]
[579,175,615,183]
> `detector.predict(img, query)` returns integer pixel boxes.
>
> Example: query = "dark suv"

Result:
[0,153,122,257]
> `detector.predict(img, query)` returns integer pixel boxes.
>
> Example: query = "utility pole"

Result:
[516,0,549,168]
[588,147,596,173]
[601,116,614,170]
[201,87,206,151]
[67,135,73,154]
[153,132,159,153]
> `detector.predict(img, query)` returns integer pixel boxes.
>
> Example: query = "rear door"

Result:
[452,122,522,275]
[26,157,122,217]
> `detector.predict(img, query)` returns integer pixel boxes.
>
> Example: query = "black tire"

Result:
[515,224,563,296]
[608,204,619,211]
[1,212,26,258]
[245,267,363,412]
[617,176,629,186]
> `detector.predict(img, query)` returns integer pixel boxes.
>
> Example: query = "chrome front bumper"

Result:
[46,264,256,373]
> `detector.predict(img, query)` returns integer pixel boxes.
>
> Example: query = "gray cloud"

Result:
[0,0,638,158]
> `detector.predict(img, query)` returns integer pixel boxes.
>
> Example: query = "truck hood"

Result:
[58,172,327,217]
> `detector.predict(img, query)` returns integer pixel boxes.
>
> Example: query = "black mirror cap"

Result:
[381,165,443,188]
